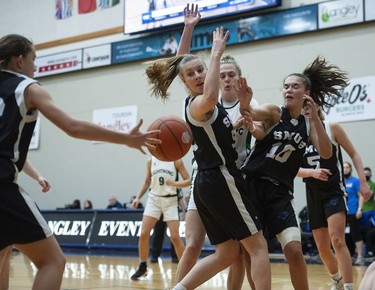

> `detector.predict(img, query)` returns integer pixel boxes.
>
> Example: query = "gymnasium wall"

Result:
[1,1,374,216]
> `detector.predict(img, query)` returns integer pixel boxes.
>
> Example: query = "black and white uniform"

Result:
[302,121,348,230]
[185,96,262,245]
[143,156,180,221]
[187,98,258,211]
[0,70,53,250]
[241,107,310,238]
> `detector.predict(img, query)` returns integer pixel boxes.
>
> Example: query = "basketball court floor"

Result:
[7,250,370,289]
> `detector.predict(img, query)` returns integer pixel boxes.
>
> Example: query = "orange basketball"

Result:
[147,115,193,161]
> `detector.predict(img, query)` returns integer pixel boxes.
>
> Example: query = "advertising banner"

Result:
[364,0,375,21]
[89,211,143,247]
[318,0,364,29]
[325,76,375,123]
[92,105,138,143]
[83,44,111,69]
[34,49,83,78]
[42,210,95,245]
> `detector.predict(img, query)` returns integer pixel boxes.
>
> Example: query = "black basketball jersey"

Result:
[0,70,38,181]
[184,96,237,170]
[241,107,310,191]
[302,121,346,192]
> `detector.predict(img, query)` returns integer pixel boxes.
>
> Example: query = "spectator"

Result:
[65,199,81,209]
[344,161,366,266]
[107,195,123,210]
[83,200,93,209]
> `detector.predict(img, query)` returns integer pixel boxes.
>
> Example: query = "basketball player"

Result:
[145,23,271,289]
[0,34,160,290]
[238,57,351,290]
[146,4,268,289]
[0,159,51,290]
[130,156,190,280]
[297,105,371,290]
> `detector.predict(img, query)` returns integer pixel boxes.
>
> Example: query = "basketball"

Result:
[147,115,193,162]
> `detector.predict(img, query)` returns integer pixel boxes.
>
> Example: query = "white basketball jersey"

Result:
[150,156,178,196]
[220,98,259,166]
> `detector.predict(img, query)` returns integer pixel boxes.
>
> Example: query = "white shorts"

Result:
[143,194,179,221]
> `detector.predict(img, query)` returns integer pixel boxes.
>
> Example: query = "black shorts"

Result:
[0,182,52,250]
[246,177,298,238]
[194,165,262,245]
[306,183,347,230]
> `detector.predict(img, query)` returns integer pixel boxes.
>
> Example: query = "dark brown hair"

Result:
[0,34,34,68]
[286,56,349,110]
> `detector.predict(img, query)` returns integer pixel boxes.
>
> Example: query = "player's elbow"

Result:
[319,147,333,160]
[63,120,85,138]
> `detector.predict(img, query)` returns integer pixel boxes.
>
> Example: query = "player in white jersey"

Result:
[131,156,190,280]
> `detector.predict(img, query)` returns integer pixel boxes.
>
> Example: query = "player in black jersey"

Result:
[0,34,160,290]
[297,105,371,290]
[146,25,271,290]
[0,159,50,290]
[237,56,350,290]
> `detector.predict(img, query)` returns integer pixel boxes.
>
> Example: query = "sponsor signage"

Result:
[325,76,375,123]
[42,210,95,245]
[41,210,214,251]
[92,105,138,143]
[89,211,143,246]
[34,49,83,78]
[318,0,364,29]
[364,0,375,21]
[83,44,111,69]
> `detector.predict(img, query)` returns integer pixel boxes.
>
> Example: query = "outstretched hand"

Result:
[236,77,253,115]
[126,119,161,154]
[211,26,229,58]
[184,3,201,27]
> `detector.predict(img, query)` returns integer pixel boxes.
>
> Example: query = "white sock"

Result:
[172,283,187,290]
[330,271,342,282]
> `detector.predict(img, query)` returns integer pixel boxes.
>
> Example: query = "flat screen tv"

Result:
[124,0,281,35]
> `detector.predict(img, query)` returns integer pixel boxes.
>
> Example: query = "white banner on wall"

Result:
[92,105,138,143]
[365,0,375,21]
[83,44,111,69]
[318,0,364,29]
[34,50,83,78]
[29,117,41,150]
[325,76,375,123]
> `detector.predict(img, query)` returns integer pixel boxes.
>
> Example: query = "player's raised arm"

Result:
[177,3,201,55]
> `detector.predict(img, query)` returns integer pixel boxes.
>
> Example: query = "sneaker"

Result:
[329,277,344,290]
[354,256,365,266]
[131,266,147,281]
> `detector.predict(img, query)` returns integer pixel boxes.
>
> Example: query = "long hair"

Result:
[286,56,349,111]
[145,54,201,100]
[0,34,33,69]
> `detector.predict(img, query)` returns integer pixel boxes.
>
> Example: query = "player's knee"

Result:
[277,227,301,249]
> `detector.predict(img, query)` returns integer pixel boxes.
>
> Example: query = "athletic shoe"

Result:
[130,266,147,281]
[329,277,344,290]
[354,256,365,266]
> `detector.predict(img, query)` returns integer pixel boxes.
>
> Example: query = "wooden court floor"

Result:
[7,251,369,290]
